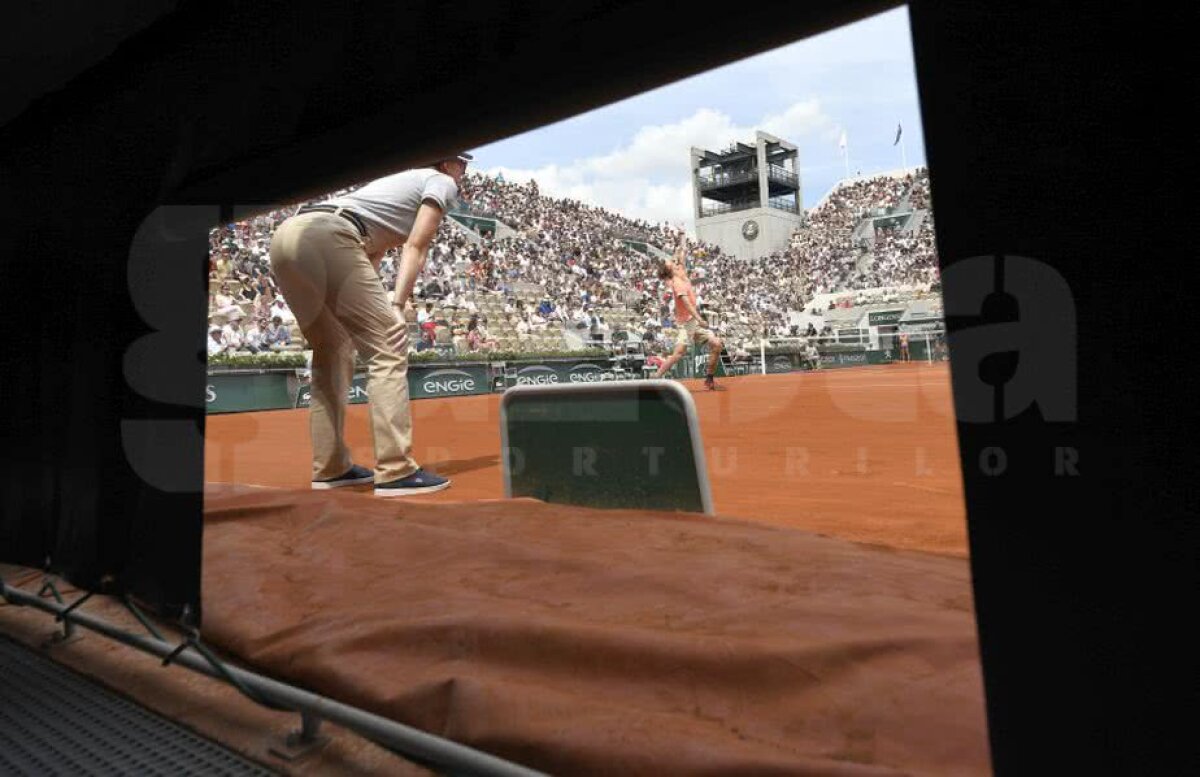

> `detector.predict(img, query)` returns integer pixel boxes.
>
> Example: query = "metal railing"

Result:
[697,164,798,190]
[0,574,545,777]
[767,164,798,188]
[696,168,757,189]
[754,326,949,373]
[699,200,757,217]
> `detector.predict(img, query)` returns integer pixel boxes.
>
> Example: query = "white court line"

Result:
[809,383,943,389]
[773,379,949,389]
[203,481,286,490]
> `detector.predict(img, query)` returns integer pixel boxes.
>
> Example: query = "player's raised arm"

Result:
[673,237,688,271]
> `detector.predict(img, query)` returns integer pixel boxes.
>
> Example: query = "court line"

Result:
[809,383,944,389]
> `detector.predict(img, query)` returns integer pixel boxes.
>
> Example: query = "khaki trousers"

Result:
[268,212,418,483]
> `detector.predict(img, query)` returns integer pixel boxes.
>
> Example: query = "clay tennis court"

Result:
[195,361,989,773]
[206,362,966,557]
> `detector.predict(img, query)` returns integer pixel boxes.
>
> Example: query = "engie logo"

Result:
[516,365,559,385]
[422,369,477,394]
[568,363,614,383]
[771,355,791,372]
[298,382,370,406]
[206,384,216,403]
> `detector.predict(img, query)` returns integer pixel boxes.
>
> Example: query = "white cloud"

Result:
[483,100,835,232]
[761,99,838,143]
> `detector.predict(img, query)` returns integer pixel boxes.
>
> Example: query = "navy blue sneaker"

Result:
[312,464,374,490]
[374,468,451,497]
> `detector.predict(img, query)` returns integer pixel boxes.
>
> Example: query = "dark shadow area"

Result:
[426,455,502,477]
[0,1,1183,774]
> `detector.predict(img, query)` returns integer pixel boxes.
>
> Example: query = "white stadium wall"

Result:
[695,206,800,260]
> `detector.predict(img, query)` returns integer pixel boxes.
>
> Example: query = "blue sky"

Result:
[473,6,925,234]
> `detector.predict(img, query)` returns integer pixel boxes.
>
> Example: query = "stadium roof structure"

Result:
[697,139,795,167]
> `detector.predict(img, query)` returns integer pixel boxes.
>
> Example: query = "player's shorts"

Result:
[674,319,718,348]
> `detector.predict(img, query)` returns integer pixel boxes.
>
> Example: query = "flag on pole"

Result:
[893,122,903,146]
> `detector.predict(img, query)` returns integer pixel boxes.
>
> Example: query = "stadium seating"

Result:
[207,167,939,360]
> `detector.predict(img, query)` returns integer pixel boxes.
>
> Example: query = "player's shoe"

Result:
[375,468,451,497]
[312,464,374,489]
[704,374,719,390]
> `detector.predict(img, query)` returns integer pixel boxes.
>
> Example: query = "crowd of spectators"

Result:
[207,167,939,358]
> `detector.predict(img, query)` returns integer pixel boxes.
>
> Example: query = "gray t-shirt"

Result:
[322,168,458,254]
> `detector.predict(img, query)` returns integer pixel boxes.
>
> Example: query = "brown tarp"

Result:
[202,485,990,775]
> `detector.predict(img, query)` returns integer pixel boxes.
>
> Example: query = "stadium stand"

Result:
[207,167,940,358]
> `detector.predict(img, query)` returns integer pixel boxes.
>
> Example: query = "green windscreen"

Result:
[502,386,707,513]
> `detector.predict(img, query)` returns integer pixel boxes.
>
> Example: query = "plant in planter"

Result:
[208,351,308,369]
[382,348,611,365]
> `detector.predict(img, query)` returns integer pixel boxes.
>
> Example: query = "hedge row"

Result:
[208,347,612,370]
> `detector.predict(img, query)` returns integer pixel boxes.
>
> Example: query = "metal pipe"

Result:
[1,579,545,777]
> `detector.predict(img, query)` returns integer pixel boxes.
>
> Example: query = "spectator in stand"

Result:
[417,302,434,325]
[265,316,292,348]
[414,324,435,352]
[466,315,497,352]
[221,316,245,352]
[212,283,242,318]
[212,166,939,370]
[207,326,228,357]
[237,277,258,304]
[419,316,438,347]
[423,277,445,299]
[243,318,267,354]
[253,287,275,321]
[268,296,296,325]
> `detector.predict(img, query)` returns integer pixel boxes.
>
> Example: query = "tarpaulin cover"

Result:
[202,485,990,775]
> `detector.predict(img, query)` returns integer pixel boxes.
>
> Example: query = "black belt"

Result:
[296,204,368,238]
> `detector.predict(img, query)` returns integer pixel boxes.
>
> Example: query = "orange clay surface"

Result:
[206,362,967,557]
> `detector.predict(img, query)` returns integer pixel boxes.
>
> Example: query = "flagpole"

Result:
[894,123,908,171]
[839,130,849,180]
